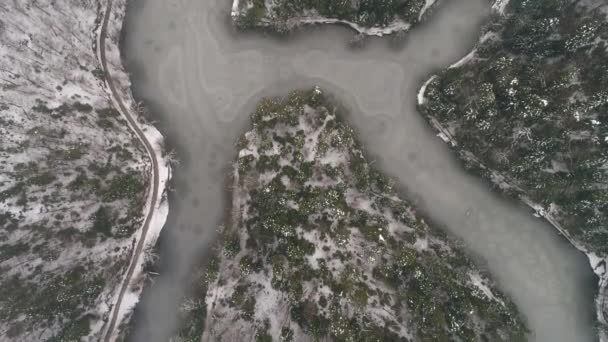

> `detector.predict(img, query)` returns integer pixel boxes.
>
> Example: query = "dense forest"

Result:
[421,0,608,255]
[233,0,436,32]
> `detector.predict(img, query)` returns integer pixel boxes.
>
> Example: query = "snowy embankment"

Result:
[293,17,411,37]
[448,48,477,69]
[492,0,510,14]
[416,3,608,338]
[419,0,440,21]
[417,75,437,108]
[231,0,241,18]
[90,0,172,340]
[231,0,440,37]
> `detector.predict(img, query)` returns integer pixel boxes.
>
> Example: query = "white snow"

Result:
[231,0,241,18]
[492,0,511,15]
[469,272,504,306]
[449,48,477,69]
[417,75,437,105]
[295,17,411,37]
[413,238,429,251]
[319,148,346,167]
[419,0,440,21]
[437,132,451,143]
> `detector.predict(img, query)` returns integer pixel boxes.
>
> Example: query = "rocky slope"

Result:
[175,88,528,341]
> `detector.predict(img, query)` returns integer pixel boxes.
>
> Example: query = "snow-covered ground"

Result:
[419,0,440,21]
[293,16,411,37]
[95,1,172,339]
[0,0,170,340]
[202,88,527,341]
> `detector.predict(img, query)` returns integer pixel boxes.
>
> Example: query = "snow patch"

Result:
[469,272,504,306]
[492,0,511,15]
[293,17,411,37]
[417,75,437,105]
[449,49,477,69]
[419,0,440,21]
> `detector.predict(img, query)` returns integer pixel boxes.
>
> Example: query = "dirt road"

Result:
[99,1,161,340]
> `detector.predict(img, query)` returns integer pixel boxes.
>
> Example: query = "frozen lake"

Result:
[122,0,598,340]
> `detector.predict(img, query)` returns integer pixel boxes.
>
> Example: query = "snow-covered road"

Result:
[97,1,171,340]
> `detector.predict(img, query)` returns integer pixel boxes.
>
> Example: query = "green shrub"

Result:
[92,206,112,236]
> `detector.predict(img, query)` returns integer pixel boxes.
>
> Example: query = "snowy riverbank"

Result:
[0,0,168,340]
[231,0,440,37]
[290,16,411,37]
[94,0,172,340]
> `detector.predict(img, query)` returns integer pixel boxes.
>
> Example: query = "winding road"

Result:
[99,0,161,340]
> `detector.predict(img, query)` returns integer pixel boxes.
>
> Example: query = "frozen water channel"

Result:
[122,0,598,341]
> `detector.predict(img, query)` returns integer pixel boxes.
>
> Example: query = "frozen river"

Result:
[122,0,598,341]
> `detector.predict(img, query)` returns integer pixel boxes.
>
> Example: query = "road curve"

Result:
[99,0,161,340]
